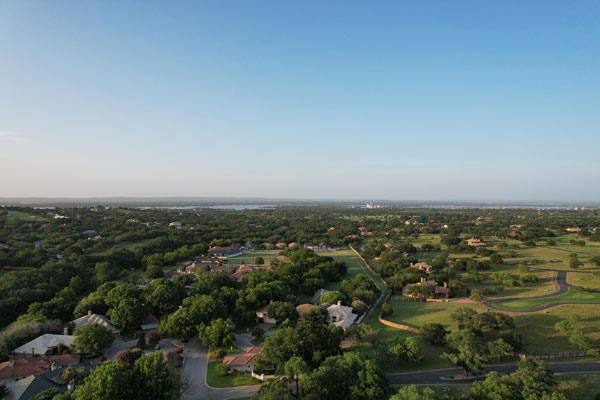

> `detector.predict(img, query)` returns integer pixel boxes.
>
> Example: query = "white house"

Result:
[326,302,358,329]
[71,311,119,337]
[12,334,76,358]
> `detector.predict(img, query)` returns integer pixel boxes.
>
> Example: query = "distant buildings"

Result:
[326,302,358,329]
[402,277,451,299]
[466,238,487,248]
[71,311,119,337]
[409,262,433,274]
[208,246,243,258]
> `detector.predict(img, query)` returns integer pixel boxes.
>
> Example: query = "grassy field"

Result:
[556,373,600,399]
[5,210,46,224]
[205,361,260,388]
[493,287,600,311]
[566,272,600,289]
[328,249,367,281]
[226,251,280,265]
[386,300,488,330]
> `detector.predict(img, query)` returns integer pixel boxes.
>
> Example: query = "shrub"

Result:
[381,303,393,317]
[519,273,538,284]
[421,323,447,345]
[470,290,487,303]
[215,363,231,376]
[210,348,227,360]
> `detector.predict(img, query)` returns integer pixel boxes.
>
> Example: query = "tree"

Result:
[255,327,300,373]
[108,298,146,331]
[32,389,62,400]
[73,353,180,400]
[145,265,164,280]
[569,254,582,269]
[147,330,161,346]
[95,262,116,284]
[421,323,447,345]
[301,353,390,400]
[143,279,185,315]
[296,309,344,368]
[407,284,434,299]
[284,356,309,398]
[267,301,299,323]
[470,289,487,303]
[115,348,143,366]
[320,291,346,305]
[442,329,488,375]
[73,324,114,357]
[487,338,513,361]
[391,385,452,400]
[470,359,566,400]
[198,318,235,348]
[489,253,503,265]
[254,257,265,265]
[381,303,393,317]
[388,337,423,364]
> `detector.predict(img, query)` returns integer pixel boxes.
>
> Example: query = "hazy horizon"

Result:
[2,1,599,201]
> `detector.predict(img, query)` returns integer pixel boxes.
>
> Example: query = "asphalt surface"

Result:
[387,361,600,385]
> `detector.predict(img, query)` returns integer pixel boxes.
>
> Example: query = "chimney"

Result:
[9,359,14,367]
[63,327,69,335]
[337,300,341,306]
[444,282,447,288]
[420,277,426,283]
[68,382,75,393]
[87,310,92,316]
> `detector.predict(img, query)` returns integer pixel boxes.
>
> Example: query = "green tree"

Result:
[391,385,452,400]
[143,278,185,315]
[421,323,447,345]
[254,257,265,265]
[72,360,138,400]
[320,291,346,305]
[442,329,488,375]
[284,356,309,398]
[73,324,114,357]
[255,327,300,373]
[487,338,513,361]
[198,318,235,348]
[145,265,164,280]
[388,337,423,364]
[108,298,146,331]
[267,301,299,323]
[381,303,393,317]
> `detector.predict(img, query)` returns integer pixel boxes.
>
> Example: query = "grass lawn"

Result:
[506,304,600,354]
[205,361,261,388]
[226,251,280,265]
[493,287,600,311]
[556,373,600,400]
[566,272,600,289]
[386,300,488,330]
[5,210,46,224]
[328,249,366,281]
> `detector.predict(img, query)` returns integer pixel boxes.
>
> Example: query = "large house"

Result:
[402,277,451,299]
[12,335,76,359]
[326,302,358,329]
[409,262,433,274]
[183,256,222,274]
[71,311,119,337]
[222,346,263,373]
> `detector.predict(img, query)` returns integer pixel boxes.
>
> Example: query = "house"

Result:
[82,230,97,235]
[410,262,433,274]
[12,335,76,358]
[255,302,277,324]
[312,288,329,305]
[71,311,119,337]
[168,221,182,228]
[509,231,521,239]
[242,242,255,251]
[184,256,221,274]
[276,255,291,264]
[288,242,298,248]
[402,277,451,299]
[296,304,321,321]
[326,302,358,329]
[566,227,580,233]
[222,346,263,373]
[262,242,273,249]
[209,246,243,258]
[0,353,81,381]
[141,314,159,331]
[0,243,8,249]
[230,264,257,281]
[466,238,487,248]
[275,243,287,250]
[303,243,318,251]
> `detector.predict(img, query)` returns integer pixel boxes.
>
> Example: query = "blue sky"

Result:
[1,1,599,201]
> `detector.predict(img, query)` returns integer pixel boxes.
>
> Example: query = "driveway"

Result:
[181,340,261,400]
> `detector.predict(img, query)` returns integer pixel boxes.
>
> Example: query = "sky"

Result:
[1,1,599,201]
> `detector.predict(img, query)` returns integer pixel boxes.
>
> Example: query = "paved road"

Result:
[387,361,600,385]
[181,341,261,400]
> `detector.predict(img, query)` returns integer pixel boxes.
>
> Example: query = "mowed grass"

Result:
[328,249,367,281]
[205,361,261,388]
[386,299,488,330]
[226,251,280,265]
[556,373,600,400]
[493,287,600,311]
[566,272,600,289]
[5,210,46,224]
